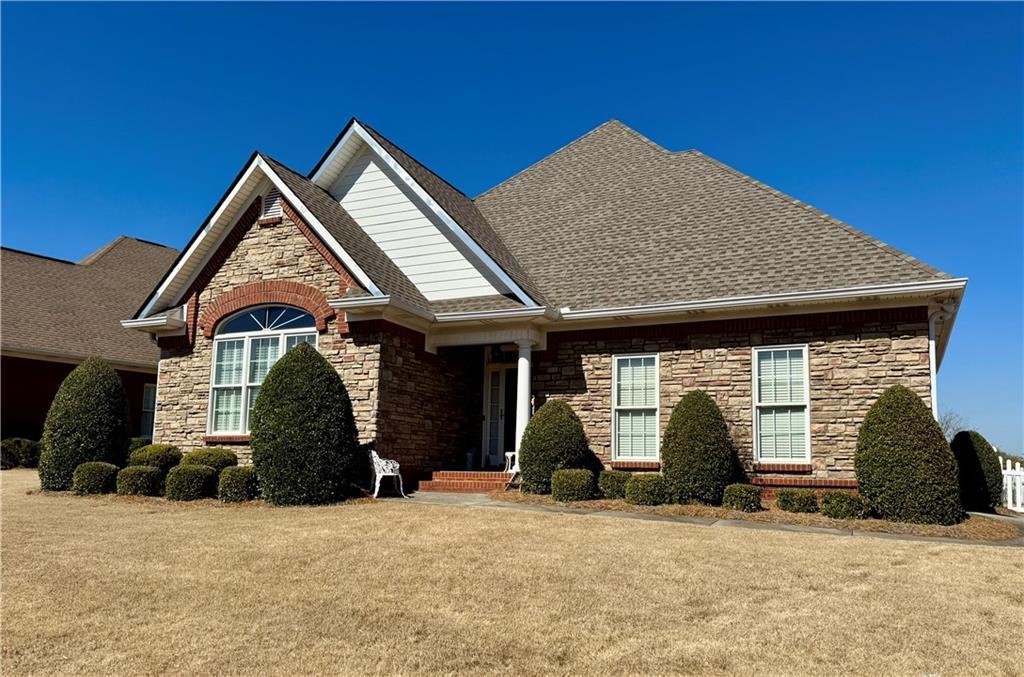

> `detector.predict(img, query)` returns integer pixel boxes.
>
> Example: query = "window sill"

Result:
[204,435,250,445]
[754,463,813,474]
[609,460,661,471]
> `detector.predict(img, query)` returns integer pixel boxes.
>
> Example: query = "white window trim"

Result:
[141,383,157,439]
[751,344,812,464]
[611,353,660,461]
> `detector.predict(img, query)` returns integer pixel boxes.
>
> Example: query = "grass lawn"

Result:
[2,468,1022,675]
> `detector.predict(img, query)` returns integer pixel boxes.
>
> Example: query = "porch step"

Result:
[418,471,513,493]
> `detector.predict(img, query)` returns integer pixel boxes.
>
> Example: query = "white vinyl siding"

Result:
[140,383,157,439]
[753,346,811,462]
[613,354,659,460]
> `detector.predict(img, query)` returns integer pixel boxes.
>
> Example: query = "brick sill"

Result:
[204,435,250,445]
[751,477,858,489]
[257,216,282,227]
[609,460,661,471]
[754,463,813,474]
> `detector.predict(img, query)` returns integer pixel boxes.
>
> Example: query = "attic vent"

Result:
[262,190,283,219]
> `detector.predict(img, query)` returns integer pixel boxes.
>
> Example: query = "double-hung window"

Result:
[753,345,810,462]
[613,354,659,460]
[209,305,318,434]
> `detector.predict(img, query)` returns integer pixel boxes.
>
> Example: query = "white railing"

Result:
[999,456,1024,513]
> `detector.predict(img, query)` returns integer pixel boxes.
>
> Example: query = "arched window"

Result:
[208,305,318,434]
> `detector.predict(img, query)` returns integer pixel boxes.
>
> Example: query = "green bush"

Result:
[551,469,595,502]
[116,466,163,496]
[820,492,869,519]
[624,473,668,506]
[39,358,131,490]
[598,470,631,500]
[951,431,1004,512]
[218,466,259,502]
[165,464,217,501]
[250,343,363,505]
[776,489,819,513]
[3,438,40,469]
[518,400,597,494]
[181,448,237,473]
[129,437,151,454]
[1,439,21,469]
[855,385,964,525]
[72,462,119,495]
[722,483,762,512]
[661,390,737,505]
[128,444,182,474]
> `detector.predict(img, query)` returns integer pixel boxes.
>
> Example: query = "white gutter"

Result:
[328,295,393,310]
[433,307,551,323]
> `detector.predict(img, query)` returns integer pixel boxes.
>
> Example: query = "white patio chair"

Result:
[371,448,407,498]
[503,451,519,473]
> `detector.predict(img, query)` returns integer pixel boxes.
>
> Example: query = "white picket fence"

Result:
[999,456,1024,513]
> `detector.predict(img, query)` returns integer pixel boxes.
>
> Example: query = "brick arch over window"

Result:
[198,281,335,339]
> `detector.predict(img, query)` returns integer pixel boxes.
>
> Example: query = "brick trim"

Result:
[204,435,250,445]
[280,200,358,294]
[751,477,858,489]
[198,281,336,338]
[754,463,813,474]
[609,460,661,471]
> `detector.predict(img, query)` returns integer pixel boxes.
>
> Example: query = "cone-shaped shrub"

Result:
[855,385,963,525]
[661,390,736,505]
[39,358,131,490]
[951,430,1003,512]
[250,343,362,505]
[519,400,595,494]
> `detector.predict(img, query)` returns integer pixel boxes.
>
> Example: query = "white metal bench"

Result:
[371,448,407,498]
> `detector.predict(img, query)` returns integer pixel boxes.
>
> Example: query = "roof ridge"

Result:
[685,150,949,280]
[78,236,126,265]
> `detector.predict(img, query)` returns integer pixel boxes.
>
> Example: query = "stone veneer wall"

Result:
[532,307,932,481]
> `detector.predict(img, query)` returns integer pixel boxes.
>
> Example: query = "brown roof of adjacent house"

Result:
[2,237,178,368]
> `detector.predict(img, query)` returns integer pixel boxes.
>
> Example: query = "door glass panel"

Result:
[487,370,501,464]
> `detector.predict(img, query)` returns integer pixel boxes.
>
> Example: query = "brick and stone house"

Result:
[124,119,966,493]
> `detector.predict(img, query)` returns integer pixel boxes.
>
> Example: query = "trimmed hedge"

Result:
[116,465,163,496]
[551,469,595,502]
[598,470,631,500]
[165,464,217,501]
[250,343,363,505]
[855,385,963,525]
[181,448,237,473]
[39,358,131,490]
[218,466,259,502]
[3,438,41,469]
[722,483,762,512]
[661,390,736,505]
[776,489,819,513]
[519,400,596,494]
[128,444,182,474]
[820,492,869,519]
[625,473,668,506]
[951,430,1003,512]
[1,439,21,469]
[72,462,120,495]
[129,437,151,454]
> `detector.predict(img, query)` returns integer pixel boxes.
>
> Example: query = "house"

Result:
[1,237,179,440]
[123,119,966,493]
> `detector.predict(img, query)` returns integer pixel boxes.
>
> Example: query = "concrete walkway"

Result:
[386,491,1024,548]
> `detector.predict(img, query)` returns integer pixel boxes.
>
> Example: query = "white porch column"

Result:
[514,339,533,452]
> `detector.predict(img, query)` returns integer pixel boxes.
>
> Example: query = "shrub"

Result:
[722,483,762,512]
[3,438,40,469]
[951,431,1004,512]
[218,466,259,502]
[128,444,182,474]
[519,400,597,494]
[165,464,217,501]
[624,473,668,506]
[116,466,163,496]
[820,492,869,519]
[598,469,631,500]
[181,447,237,473]
[39,358,131,490]
[776,489,819,513]
[250,343,363,505]
[1,440,21,469]
[129,437,151,454]
[551,469,595,502]
[661,390,737,505]
[72,462,119,495]
[855,385,963,525]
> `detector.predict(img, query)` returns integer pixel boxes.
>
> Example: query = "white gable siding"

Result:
[330,149,500,301]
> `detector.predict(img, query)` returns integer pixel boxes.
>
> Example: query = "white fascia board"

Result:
[120,316,185,330]
[433,307,551,323]
[328,295,392,310]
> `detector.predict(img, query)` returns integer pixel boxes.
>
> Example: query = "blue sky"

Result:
[3,2,1021,450]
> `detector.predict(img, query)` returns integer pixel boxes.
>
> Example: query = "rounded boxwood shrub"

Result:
[165,464,217,501]
[776,488,819,513]
[855,385,963,525]
[951,430,1003,512]
[661,390,736,505]
[722,483,762,512]
[598,469,631,500]
[3,438,41,469]
[180,447,237,473]
[218,466,259,502]
[625,473,669,506]
[72,461,119,495]
[519,400,595,494]
[128,444,182,474]
[551,469,595,502]
[39,358,131,490]
[116,465,163,496]
[820,492,869,519]
[250,343,363,505]
[129,437,151,454]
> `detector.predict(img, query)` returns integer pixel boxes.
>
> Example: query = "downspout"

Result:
[928,313,938,419]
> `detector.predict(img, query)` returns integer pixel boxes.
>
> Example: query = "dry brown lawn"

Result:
[2,468,1022,676]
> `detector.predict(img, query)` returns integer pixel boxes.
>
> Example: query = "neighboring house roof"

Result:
[2,237,178,368]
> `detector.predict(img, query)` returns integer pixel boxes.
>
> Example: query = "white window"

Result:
[208,305,318,434]
[141,383,157,439]
[753,345,810,462]
[612,354,659,460]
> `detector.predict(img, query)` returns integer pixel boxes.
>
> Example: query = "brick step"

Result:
[429,471,513,481]
[419,480,508,493]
